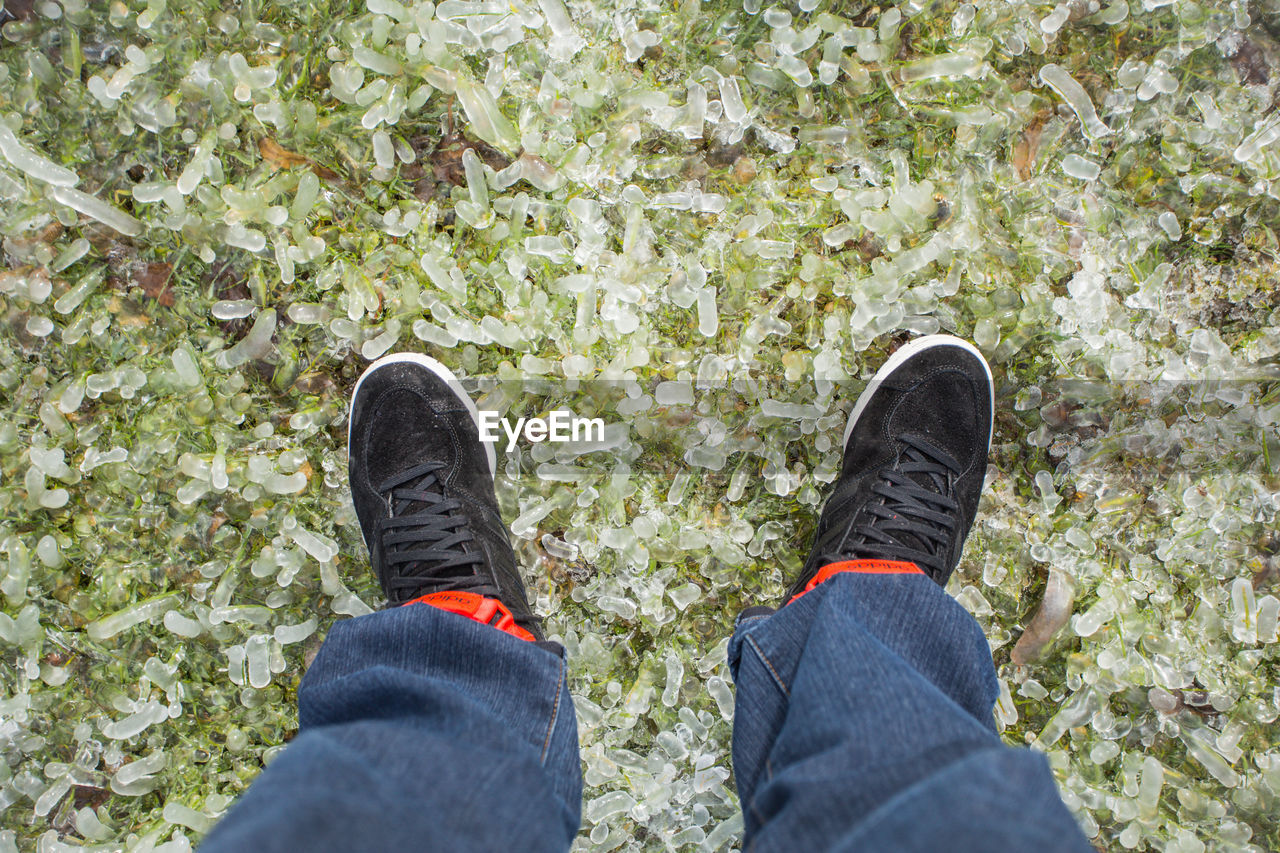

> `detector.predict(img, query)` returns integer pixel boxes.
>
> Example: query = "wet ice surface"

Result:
[2,0,1280,849]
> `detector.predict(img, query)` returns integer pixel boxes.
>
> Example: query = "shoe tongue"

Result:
[386,470,483,592]
[393,468,447,515]
[899,442,951,495]
[849,447,950,567]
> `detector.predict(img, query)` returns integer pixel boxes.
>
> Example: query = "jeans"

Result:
[200,572,1092,852]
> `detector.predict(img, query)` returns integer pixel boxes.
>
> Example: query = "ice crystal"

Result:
[2,0,1280,849]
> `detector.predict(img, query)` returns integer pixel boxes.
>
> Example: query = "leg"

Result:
[201,604,580,852]
[728,336,1091,851]
[203,352,582,850]
[729,572,1091,851]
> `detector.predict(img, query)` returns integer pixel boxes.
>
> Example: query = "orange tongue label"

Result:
[403,590,536,642]
[789,559,923,604]
[417,591,485,610]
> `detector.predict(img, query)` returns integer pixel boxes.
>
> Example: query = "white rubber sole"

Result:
[841,334,995,450]
[348,352,497,478]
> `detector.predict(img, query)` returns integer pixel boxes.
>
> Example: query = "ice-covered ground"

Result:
[1,0,1279,849]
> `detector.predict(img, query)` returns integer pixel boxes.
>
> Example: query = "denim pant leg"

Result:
[728,572,1093,852]
[199,603,581,853]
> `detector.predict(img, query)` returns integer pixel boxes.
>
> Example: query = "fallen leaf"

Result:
[258,137,311,170]
[206,257,248,300]
[293,370,339,396]
[706,142,744,168]
[133,262,174,307]
[114,309,153,328]
[73,785,110,811]
[37,221,64,244]
[1229,38,1270,86]
[1013,130,1041,181]
[680,155,709,181]
[205,511,229,545]
[203,257,252,339]
[257,136,344,183]
[310,163,340,182]
[1,223,63,266]
[855,232,883,262]
[104,241,134,269]
[430,131,512,186]
[895,22,917,61]
[411,177,439,202]
[0,0,36,27]
[731,155,757,184]
[1013,111,1050,181]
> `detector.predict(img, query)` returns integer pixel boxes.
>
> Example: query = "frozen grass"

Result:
[1,0,1279,850]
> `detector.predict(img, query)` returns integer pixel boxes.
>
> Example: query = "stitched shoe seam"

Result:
[357,379,469,493]
[882,369,984,478]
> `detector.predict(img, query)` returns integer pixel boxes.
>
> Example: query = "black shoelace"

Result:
[820,433,962,578]
[376,461,499,604]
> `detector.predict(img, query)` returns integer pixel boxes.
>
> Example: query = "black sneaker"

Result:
[786,335,994,601]
[347,353,543,642]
